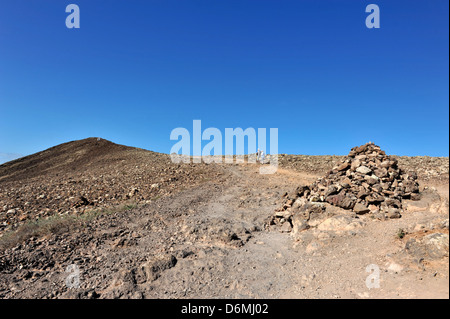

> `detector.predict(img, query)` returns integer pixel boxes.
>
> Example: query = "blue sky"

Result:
[0,0,448,163]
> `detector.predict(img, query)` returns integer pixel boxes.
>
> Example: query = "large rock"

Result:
[317,215,364,232]
[353,203,370,214]
[291,215,309,235]
[356,166,372,175]
[405,233,449,259]
[326,193,355,210]
[288,203,335,236]
[336,162,350,172]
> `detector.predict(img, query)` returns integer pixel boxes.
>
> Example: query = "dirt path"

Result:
[0,163,448,299]
[151,164,449,299]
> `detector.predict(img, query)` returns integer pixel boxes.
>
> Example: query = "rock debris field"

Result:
[0,138,448,299]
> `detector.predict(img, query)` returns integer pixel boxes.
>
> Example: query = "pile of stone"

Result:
[273,142,420,225]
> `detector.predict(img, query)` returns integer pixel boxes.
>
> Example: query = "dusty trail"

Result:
[150,163,449,299]
[127,163,448,299]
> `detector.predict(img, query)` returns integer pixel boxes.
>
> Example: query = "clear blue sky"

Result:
[0,0,448,163]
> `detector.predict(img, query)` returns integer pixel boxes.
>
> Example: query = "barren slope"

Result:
[0,138,223,233]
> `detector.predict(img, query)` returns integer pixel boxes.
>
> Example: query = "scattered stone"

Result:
[353,203,370,215]
[140,254,178,282]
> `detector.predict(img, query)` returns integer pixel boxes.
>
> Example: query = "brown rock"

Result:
[337,162,350,172]
[326,194,355,210]
[353,203,370,214]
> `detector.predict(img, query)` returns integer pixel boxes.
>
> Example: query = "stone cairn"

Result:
[271,142,420,229]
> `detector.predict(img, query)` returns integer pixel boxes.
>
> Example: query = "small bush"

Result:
[397,228,406,239]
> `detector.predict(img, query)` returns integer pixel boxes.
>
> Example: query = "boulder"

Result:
[326,193,355,210]
[406,233,449,260]
[317,215,364,232]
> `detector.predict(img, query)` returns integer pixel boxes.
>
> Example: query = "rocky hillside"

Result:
[0,138,223,233]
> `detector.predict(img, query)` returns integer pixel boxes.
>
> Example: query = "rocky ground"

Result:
[0,139,448,299]
[0,138,222,234]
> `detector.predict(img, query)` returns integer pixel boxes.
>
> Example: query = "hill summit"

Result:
[0,138,135,183]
